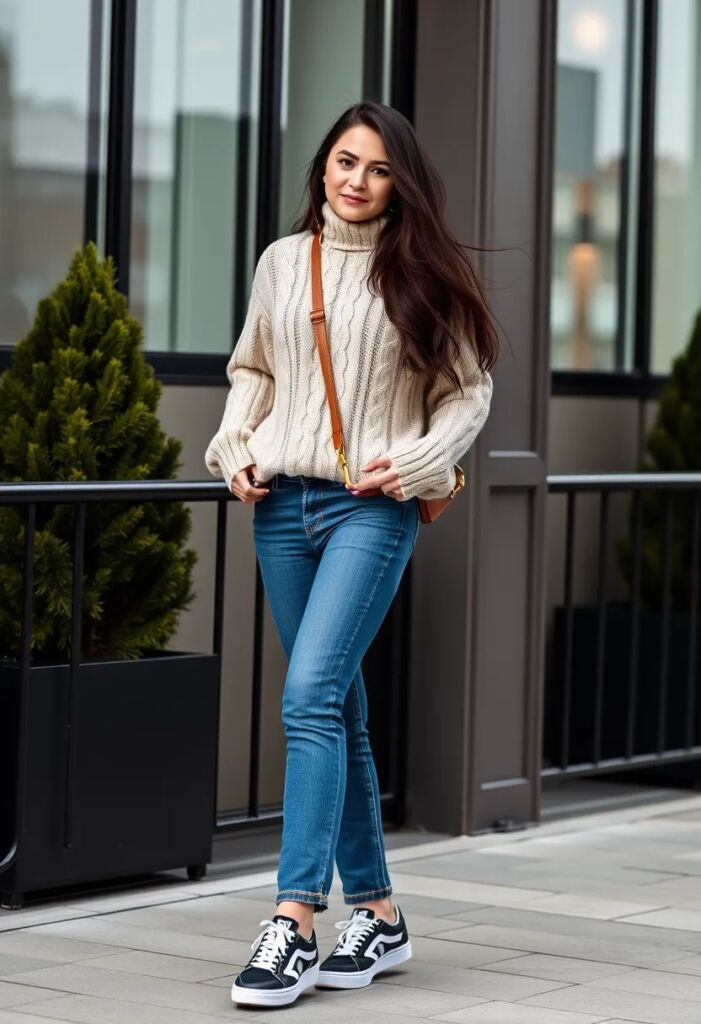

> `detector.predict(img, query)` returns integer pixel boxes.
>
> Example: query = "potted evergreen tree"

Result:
[0,244,219,909]
[546,311,701,768]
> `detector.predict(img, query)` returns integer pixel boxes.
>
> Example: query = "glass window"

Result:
[551,0,633,371]
[131,0,394,358]
[0,0,107,347]
[131,0,262,354]
[650,0,701,374]
[278,0,393,234]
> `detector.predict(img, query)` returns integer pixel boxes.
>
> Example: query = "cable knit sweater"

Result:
[204,200,493,500]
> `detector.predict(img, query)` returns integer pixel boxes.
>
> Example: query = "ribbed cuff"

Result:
[385,439,455,500]
[204,432,255,488]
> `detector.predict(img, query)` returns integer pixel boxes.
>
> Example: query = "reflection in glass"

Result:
[0,0,102,347]
[551,0,629,371]
[651,0,701,373]
[131,0,262,354]
[279,0,390,233]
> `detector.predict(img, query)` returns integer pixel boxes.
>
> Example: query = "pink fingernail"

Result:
[351,489,359,495]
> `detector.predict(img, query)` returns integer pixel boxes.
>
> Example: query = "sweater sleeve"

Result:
[204,248,276,485]
[384,339,493,501]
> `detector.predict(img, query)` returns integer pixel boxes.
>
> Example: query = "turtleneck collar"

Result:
[319,199,389,252]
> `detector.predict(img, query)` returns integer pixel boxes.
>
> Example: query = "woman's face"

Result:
[323,124,395,222]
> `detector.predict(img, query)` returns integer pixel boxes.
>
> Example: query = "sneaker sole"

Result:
[316,940,412,989]
[231,961,320,1007]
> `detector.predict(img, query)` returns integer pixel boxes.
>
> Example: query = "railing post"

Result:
[63,502,86,850]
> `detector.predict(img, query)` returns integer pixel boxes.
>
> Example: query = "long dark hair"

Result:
[290,101,500,396]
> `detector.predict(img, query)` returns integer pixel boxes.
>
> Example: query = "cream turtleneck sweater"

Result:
[204,200,493,500]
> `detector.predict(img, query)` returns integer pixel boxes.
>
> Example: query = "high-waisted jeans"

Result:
[252,471,420,913]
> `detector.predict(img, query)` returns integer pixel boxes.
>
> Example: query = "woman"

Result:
[205,100,498,1009]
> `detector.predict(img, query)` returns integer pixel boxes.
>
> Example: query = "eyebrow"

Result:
[337,148,391,167]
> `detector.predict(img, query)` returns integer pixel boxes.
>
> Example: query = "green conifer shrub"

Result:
[0,242,196,661]
[616,309,701,609]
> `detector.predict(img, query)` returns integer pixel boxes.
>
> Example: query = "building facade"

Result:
[1,0,699,835]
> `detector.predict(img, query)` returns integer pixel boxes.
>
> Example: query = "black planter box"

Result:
[0,652,219,908]
[546,602,701,768]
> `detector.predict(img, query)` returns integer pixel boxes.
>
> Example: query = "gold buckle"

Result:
[449,464,465,500]
[336,443,352,487]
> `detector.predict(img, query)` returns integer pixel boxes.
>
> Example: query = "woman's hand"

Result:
[347,456,407,501]
[230,463,270,503]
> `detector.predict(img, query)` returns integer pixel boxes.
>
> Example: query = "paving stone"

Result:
[587,965,701,1001]
[179,868,278,897]
[372,959,570,1000]
[220,882,283,902]
[423,922,689,969]
[430,1001,610,1022]
[519,983,701,1023]
[248,1013,416,1023]
[650,952,701,974]
[475,952,635,984]
[389,873,553,909]
[250,1001,453,1023]
[0,992,253,1021]
[594,822,701,846]
[409,935,526,969]
[508,862,678,885]
[0,980,68,1009]
[73,950,234,982]
[303,980,484,1017]
[0,1011,84,1024]
[484,834,690,863]
[0,907,96,933]
[396,852,543,881]
[0,954,58,976]
[28,919,252,966]
[48,885,199,915]
[438,905,701,952]
[1,963,235,1015]
[506,892,661,920]
[386,894,489,917]
[615,907,701,932]
[488,875,675,908]
[670,849,701,862]
[610,856,701,877]
[639,876,701,901]
[97,894,285,938]
[0,933,131,964]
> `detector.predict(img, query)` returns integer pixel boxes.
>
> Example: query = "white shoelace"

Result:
[332,914,379,956]
[249,918,297,972]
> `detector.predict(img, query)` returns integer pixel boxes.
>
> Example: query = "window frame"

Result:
[0,0,413,384]
[6,0,674,396]
[551,0,664,397]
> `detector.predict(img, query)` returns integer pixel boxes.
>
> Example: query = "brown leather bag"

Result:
[309,229,465,524]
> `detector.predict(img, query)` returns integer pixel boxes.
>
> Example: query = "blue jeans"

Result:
[252,472,420,913]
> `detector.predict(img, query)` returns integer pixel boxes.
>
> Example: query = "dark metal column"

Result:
[406,0,555,833]
[104,0,137,295]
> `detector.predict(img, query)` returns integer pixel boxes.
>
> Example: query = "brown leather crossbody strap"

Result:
[310,230,381,491]
[310,231,343,452]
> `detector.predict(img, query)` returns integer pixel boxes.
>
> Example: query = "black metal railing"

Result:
[0,480,410,880]
[544,472,701,778]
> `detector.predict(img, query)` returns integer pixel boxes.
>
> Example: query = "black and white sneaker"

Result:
[231,914,319,1008]
[316,904,412,989]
